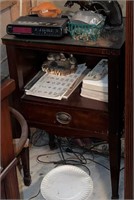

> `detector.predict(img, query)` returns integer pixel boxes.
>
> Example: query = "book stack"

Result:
[80,59,108,102]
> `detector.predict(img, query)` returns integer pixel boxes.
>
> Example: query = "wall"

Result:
[0,0,31,78]
[36,0,126,16]
[0,1,18,78]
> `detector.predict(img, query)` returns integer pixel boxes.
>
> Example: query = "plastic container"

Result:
[67,21,104,41]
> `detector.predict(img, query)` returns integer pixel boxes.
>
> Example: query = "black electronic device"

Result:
[64,0,123,28]
[6,16,69,38]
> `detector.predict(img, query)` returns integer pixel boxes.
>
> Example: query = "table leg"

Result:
[109,136,121,199]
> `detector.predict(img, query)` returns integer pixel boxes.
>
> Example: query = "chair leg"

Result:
[20,147,31,186]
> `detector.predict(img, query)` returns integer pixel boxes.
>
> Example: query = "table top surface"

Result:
[2,26,125,50]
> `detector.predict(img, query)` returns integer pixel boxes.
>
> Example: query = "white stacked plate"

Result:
[40,165,93,200]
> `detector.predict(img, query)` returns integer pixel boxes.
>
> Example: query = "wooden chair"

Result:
[10,107,31,186]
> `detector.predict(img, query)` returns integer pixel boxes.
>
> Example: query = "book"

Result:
[25,63,87,100]
[24,70,45,90]
[80,88,108,102]
[82,74,108,93]
[83,59,108,81]
[63,69,90,99]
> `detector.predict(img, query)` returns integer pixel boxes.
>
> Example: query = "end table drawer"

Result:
[22,102,108,133]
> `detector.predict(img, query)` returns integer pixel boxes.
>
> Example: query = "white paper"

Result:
[25,64,87,100]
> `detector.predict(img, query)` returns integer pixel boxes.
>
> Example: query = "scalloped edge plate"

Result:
[40,165,93,200]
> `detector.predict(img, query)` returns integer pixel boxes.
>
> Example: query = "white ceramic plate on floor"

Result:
[40,165,93,200]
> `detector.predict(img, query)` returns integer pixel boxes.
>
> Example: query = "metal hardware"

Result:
[56,112,72,124]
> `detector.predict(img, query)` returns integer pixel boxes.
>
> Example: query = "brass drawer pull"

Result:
[56,112,72,125]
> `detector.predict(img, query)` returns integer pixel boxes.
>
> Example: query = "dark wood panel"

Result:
[125,1,134,199]
[1,79,20,199]
[21,99,109,137]
[2,22,125,199]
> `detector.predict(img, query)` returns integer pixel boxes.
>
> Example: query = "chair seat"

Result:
[10,107,31,186]
[13,139,29,153]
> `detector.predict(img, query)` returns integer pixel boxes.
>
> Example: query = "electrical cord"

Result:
[37,136,91,174]
[36,136,124,173]
[63,138,113,171]
[86,157,110,170]
[30,129,49,147]
[37,152,63,164]
[64,139,110,171]
[120,167,124,171]
[57,137,66,164]
[65,148,87,165]
[28,189,40,200]
[55,136,91,175]
[28,134,124,200]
